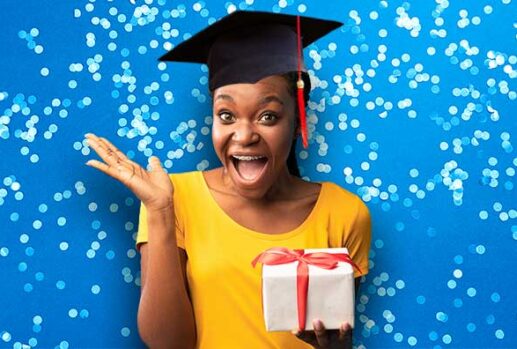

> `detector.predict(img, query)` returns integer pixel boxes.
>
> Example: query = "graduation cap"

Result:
[159,11,343,148]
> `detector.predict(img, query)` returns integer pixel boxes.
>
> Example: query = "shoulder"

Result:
[321,181,370,218]
[166,171,205,222]
[167,171,205,206]
[168,170,200,181]
[322,181,361,204]
[168,170,202,187]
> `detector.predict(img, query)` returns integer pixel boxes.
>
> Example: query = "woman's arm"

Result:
[83,134,195,348]
[137,208,196,349]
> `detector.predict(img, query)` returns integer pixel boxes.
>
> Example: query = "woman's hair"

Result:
[282,71,311,178]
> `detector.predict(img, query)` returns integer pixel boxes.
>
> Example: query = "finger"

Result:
[338,322,353,342]
[148,156,165,172]
[95,137,123,162]
[86,134,125,165]
[99,136,129,161]
[85,158,114,177]
[313,319,330,348]
[86,136,136,175]
[91,135,162,175]
[86,136,119,166]
[291,328,317,346]
[86,159,136,184]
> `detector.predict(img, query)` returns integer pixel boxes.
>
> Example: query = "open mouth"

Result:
[231,155,269,182]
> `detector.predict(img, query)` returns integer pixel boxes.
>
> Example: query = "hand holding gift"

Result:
[292,318,353,349]
[252,247,359,347]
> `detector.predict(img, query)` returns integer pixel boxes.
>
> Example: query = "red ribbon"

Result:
[251,247,360,331]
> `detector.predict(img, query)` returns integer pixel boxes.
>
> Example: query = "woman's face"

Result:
[212,74,297,199]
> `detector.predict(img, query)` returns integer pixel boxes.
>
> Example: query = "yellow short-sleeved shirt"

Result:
[136,170,371,349]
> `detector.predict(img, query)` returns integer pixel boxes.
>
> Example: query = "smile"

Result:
[230,155,269,184]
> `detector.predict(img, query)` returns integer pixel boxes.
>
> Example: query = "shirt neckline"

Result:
[197,170,326,240]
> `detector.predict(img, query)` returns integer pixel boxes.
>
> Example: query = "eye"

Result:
[260,112,278,123]
[218,111,234,122]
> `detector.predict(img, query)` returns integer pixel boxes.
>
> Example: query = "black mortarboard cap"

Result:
[158,10,342,148]
[158,10,343,91]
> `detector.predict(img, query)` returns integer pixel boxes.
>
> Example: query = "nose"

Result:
[232,121,260,145]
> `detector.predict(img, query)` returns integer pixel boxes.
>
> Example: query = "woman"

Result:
[85,11,371,349]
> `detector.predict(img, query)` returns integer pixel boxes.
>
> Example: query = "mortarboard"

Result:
[159,11,343,148]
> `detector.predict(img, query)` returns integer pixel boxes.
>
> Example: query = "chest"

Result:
[210,190,318,234]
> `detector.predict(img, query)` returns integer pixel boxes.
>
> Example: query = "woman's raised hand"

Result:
[84,133,174,213]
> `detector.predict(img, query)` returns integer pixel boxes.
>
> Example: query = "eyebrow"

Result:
[214,94,235,103]
[214,94,284,107]
[260,95,284,107]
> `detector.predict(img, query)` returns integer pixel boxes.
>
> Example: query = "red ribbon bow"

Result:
[251,247,360,331]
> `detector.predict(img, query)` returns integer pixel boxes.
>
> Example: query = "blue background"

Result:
[1,0,516,348]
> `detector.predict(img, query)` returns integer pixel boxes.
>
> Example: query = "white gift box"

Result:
[259,247,355,332]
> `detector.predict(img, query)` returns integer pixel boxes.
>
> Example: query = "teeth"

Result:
[232,155,265,161]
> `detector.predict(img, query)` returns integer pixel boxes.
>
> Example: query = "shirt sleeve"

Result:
[343,196,372,278]
[135,199,186,252]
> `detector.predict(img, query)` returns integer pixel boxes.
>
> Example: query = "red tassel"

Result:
[296,15,309,149]
[297,80,308,148]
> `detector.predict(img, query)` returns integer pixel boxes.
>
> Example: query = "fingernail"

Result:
[313,319,322,330]
[291,328,302,336]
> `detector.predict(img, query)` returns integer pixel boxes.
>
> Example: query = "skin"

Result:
[84,74,359,349]
[211,75,298,202]
[205,75,324,234]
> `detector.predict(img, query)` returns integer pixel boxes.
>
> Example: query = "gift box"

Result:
[252,247,359,332]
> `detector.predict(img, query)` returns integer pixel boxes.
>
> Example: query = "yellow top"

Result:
[136,171,371,349]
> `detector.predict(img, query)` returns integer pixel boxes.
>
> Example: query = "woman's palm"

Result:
[85,133,173,212]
